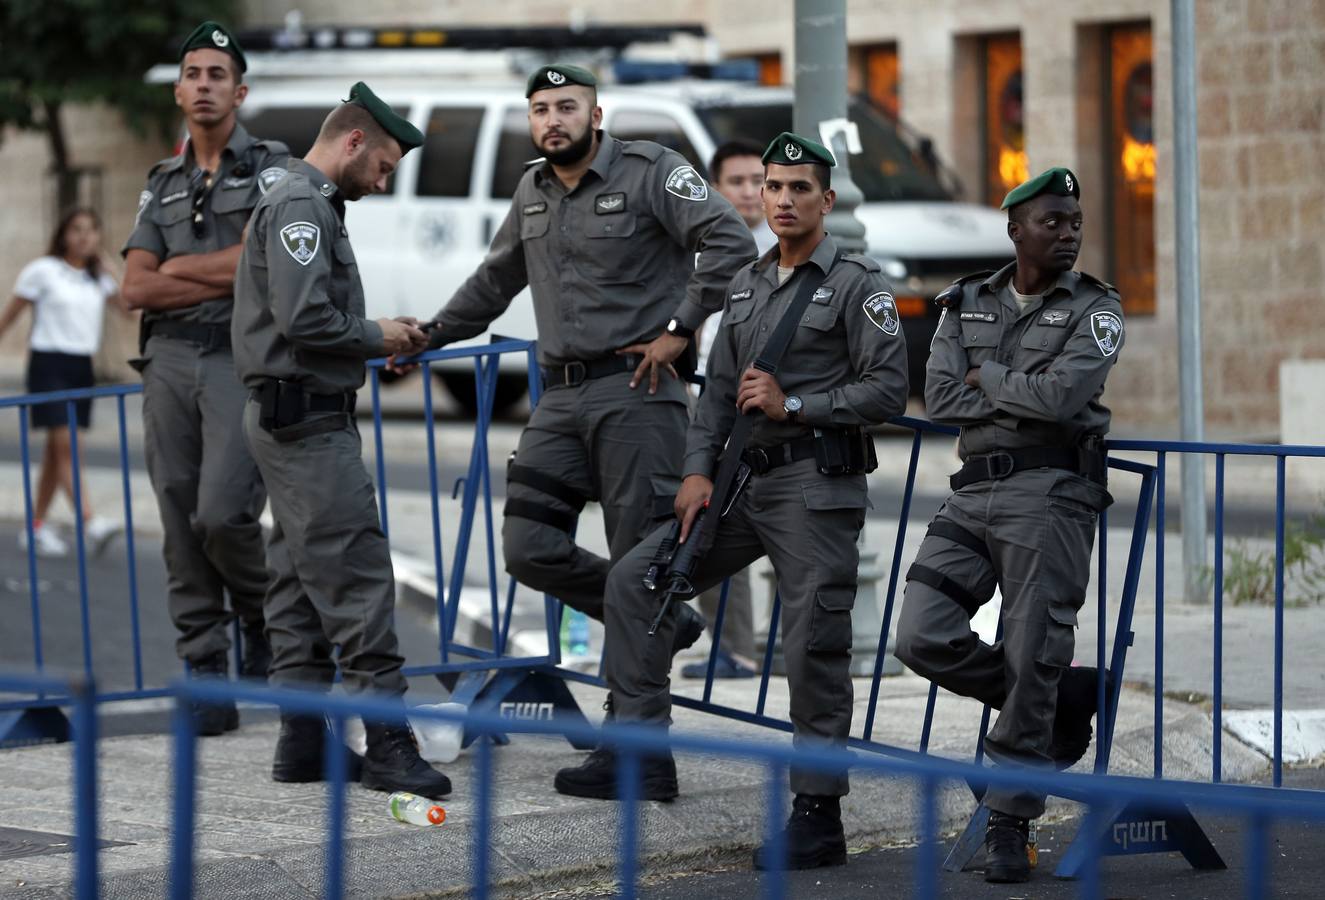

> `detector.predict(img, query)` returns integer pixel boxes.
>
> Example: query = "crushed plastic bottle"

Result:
[388,792,446,826]
[568,609,591,656]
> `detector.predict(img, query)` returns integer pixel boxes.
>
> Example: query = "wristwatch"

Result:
[782,394,803,422]
[666,318,695,339]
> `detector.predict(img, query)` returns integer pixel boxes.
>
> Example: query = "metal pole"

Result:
[793,0,867,253]
[1171,0,1209,603]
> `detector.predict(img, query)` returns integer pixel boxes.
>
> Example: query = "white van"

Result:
[154,54,1013,412]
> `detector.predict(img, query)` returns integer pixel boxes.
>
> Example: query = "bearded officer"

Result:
[121,21,286,734]
[555,133,909,873]
[426,64,757,668]
[894,167,1123,883]
[233,83,450,797]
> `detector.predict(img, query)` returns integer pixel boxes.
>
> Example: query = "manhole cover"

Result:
[0,826,130,861]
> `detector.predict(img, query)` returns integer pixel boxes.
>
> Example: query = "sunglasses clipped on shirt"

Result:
[189,168,210,239]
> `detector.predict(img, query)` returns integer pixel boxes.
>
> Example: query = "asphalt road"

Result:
[582,769,1325,900]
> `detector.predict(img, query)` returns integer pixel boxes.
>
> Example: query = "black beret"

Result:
[1001,167,1080,210]
[179,21,246,74]
[761,131,837,168]
[346,81,424,154]
[525,63,598,98]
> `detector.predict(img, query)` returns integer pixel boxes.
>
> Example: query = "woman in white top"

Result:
[0,208,131,557]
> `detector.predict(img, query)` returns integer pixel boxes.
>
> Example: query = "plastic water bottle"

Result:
[567,609,590,656]
[388,792,446,826]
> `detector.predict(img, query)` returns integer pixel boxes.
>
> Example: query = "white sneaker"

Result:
[84,516,123,558]
[18,523,69,558]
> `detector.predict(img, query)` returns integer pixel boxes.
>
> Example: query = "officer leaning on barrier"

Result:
[555,133,909,874]
[120,22,287,735]
[425,64,757,664]
[894,167,1124,884]
[232,83,450,799]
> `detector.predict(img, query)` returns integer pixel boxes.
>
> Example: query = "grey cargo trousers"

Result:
[243,402,407,696]
[139,336,269,662]
[605,458,868,797]
[895,467,1109,819]
[502,371,689,620]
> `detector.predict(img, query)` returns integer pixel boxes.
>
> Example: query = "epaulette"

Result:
[933,270,995,309]
[621,140,665,162]
[253,138,291,156]
[147,155,181,177]
[1078,271,1120,296]
[841,252,881,273]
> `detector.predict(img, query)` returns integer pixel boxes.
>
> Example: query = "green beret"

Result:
[761,132,836,168]
[1000,166,1080,210]
[179,21,246,74]
[525,63,598,98]
[346,81,424,154]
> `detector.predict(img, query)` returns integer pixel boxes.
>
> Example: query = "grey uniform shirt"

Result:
[684,234,910,479]
[431,131,757,364]
[232,159,386,394]
[924,262,1125,460]
[122,123,289,328]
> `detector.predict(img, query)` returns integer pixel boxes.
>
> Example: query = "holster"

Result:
[1077,433,1108,487]
[812,428,878,476]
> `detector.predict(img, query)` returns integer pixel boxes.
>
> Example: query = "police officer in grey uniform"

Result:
[426,64,756,658]
[121,22,286,735]
[894,167,1123,883]
[233,83,450,798]
[555,134,909,873]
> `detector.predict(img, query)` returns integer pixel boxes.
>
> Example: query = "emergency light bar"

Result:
[229,23,706,53]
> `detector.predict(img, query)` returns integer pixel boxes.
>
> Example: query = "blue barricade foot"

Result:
[462,668,596,751]
[942,802,991,872]
[0,707,71,749]
[1053,800,1227,879]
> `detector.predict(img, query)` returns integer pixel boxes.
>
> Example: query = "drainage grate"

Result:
[0,826,131,861]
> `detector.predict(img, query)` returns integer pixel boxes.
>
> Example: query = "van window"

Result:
[608,110,703,173]
[417,106,485,198]
[491,107,536,199]
[239,104,410,196]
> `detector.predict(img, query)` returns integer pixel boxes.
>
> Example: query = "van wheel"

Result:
[436,371,529,417]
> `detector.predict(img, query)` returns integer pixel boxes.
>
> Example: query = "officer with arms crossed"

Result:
[894,167,1123,884]
[121,22,286,734]
[232,83,450,798]
[683,139,779,681]
[556,133,909,873]
[426,64,756,667]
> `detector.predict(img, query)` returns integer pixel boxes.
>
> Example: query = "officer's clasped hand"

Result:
[377,316,428,356]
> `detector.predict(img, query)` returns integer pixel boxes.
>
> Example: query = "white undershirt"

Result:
[1010,285,1041,315]
[13,256,117,356]
[776,265,795,286]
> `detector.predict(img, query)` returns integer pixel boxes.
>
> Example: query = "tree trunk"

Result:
[42,98,78,214]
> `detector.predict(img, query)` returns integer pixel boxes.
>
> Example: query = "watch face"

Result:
[785,395,803,412]
[667,319,679,333]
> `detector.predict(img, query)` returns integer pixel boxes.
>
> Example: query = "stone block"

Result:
[1280,360,1325,444]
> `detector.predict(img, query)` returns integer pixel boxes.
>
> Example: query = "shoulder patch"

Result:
[279,221,321,266]
[1090,311,1123,357]
[621,141,665,162]
[841,253,881,273]
[258,166,287,194]
[134,190,153,226]
[664,164,709,202]
[863,291,900,336]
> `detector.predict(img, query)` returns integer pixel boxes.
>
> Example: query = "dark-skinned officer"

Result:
[555,133,909,873]
[894,167,1124,883]
[121,22,287,735]
[233,84,450,798]
[425,64,757,675]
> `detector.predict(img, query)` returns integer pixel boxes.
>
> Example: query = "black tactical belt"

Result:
[742,437,818,475]
[250,382,357,414]
[950,447,1082,491]
[540,354,643,388]
[146,319,231,351]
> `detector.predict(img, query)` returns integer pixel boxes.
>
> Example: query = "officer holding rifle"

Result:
[554,133,909,873]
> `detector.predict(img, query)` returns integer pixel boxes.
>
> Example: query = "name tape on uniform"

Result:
[280,221,321,266]
[730,288,753,302]
[960,311,997,322]
[664,165,708,202]
[863,291,900,336]
[523,201,547,216]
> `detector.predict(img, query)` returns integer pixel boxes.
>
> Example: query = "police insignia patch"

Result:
[863,291,900,335]
[258,166,287,194]
[135,190,153,226]
[1040,308,1071,327]
[1091,311,1123,356]
[595,192,625,214]
[811,286,835,304]
[785,142,803,161]
[664,165,709,202]
[212,29,229,48]
[547,70,566,85]
[280,221,320,266]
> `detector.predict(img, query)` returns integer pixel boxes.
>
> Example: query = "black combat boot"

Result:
[1050,666,1114,769]
[272,713,364,783]
[753,794,847,870]
[984,811,1031,883]
[671,603,705,657]
[189,651,238,736]
[361,723,452,799]
[239,623,272,682]
[553,746,679,801]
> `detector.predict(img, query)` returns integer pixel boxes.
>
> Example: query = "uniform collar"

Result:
[166,122,255,174]
[983,262,1078,300]
[533,130,616,188]
[289,158,346,216]
[753,232,837,285]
